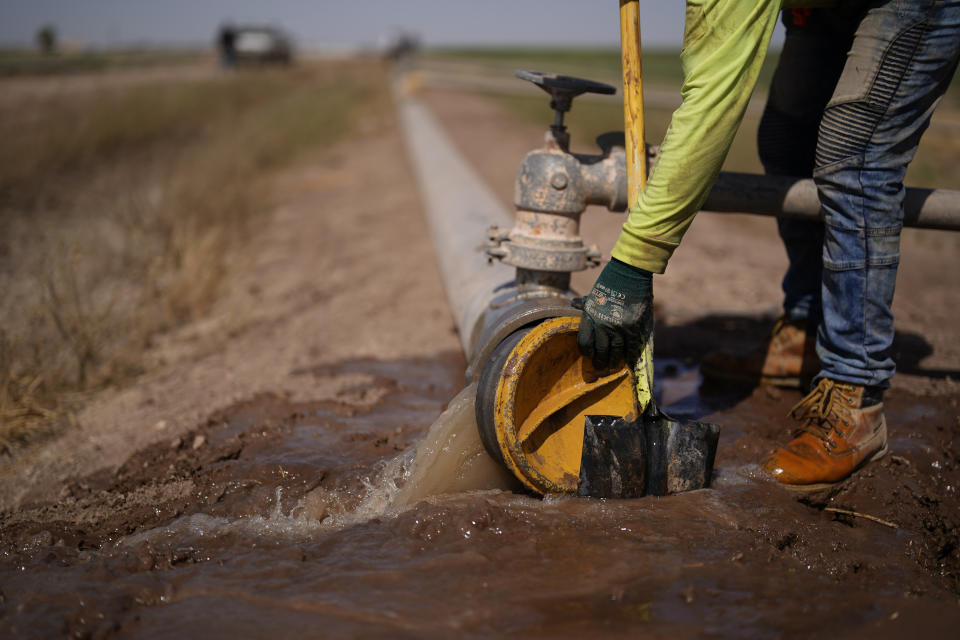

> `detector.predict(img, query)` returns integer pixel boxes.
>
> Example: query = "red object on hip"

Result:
[792,8,813,26]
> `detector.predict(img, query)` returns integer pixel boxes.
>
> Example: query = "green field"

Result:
[425,47,781,93]
[427,47,960,188]
[427,45,959,105]
[0,48,208,76]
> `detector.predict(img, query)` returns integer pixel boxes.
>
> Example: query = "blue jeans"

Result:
[758,0,960,389]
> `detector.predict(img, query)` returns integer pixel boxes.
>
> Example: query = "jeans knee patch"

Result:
[816,21,928,168]
[816,101,883,167]
[869,21,927,107]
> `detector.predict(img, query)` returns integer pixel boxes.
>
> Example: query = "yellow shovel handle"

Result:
[619,0,653,414]
[619,0,646,201]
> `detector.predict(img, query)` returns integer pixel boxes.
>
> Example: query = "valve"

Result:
[515,70,616,151]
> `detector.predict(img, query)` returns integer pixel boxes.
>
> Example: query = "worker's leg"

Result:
[763,0,960,488]
[814,0,960,388]
[758,9,858,322]
[702,9,861,389]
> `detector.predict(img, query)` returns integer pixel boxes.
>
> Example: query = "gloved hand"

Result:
[574,257,653,370]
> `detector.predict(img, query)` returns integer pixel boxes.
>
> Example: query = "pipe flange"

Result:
[499,241,590,272]
[475,316,638,495]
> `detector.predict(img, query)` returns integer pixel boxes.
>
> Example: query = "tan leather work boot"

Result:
[763,378,888,490]
[700,316,818,388]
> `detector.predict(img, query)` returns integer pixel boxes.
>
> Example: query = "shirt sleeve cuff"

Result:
[610,234,674,275]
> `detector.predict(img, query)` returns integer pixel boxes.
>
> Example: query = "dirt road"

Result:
[1,65,959,637]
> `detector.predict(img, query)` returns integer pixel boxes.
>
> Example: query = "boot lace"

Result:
[789,379,856,443]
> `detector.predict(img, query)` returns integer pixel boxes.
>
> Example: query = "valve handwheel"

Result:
[515,69,617,149]
[515,69,616,109]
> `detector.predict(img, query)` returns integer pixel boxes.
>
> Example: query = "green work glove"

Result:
[574,258,653,370]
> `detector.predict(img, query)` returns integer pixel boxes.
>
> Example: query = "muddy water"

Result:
[340,383,518,516]
[2,355,959,638]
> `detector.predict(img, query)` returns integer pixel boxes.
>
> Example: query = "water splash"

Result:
[315,383,517,529]
[121,384,517,544]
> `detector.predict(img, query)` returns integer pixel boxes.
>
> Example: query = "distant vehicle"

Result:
[379,29,420,62]
[218,25,293,66]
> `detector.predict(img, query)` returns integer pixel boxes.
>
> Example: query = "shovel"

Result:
[578,5,720,498]
[577,314,720,498]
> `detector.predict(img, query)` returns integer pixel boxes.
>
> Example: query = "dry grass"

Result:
[0,48,207,77]
[0,58,390,452]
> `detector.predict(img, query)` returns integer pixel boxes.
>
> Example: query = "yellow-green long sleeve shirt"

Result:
[611,0,783,273]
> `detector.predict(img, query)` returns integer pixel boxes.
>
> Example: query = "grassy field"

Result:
[427,45,960,105]
[425,47,781,95]
[427,47,960,188]
[0,59,389,451]
[0,48,208,76]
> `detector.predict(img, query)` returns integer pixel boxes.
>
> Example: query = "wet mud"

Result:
[3,330,960,637]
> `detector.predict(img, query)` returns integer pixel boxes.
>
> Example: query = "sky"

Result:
[0,1,704,51]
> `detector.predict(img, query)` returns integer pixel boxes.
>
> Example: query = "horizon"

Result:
[0,1,787,52]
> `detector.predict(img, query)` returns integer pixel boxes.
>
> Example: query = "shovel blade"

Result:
[644,413,720,497]
[578,412,720,498]
[578,415,647,498]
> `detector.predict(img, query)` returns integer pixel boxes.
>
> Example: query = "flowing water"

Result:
[2,355,959,637]
[349,383,517,514]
